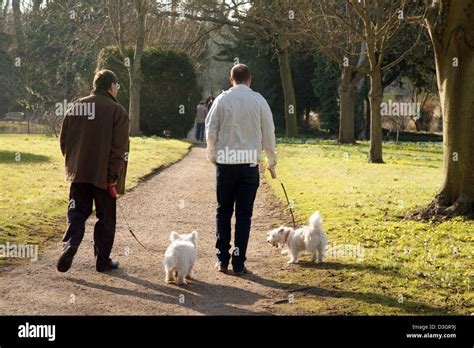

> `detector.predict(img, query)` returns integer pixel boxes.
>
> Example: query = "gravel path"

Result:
[0,145,293,315]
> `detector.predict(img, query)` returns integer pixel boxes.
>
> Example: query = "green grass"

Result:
[0,134,191,250]
[266,140,473,315]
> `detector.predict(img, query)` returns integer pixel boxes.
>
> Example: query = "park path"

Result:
[0,145,294,315]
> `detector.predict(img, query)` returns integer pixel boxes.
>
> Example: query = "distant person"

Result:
[58,69,129,273]
[205,64,277,275]
[195,100,207,142]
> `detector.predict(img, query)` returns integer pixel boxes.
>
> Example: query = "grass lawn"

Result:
[265,139,473,315]
[0,134,191,255]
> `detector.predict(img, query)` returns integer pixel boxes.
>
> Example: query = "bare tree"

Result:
[107,0,149,136]
[171,0,298,137]
[12,0,24,55]
[302,1,426,161]
[147,5,219,75]
[295,1,368,143]
[9,1,110,136]
[0,0,10,36]
[233,0,298,137]
[348,1,428,162]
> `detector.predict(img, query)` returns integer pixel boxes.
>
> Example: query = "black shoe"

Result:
[233,266,252,276]
[57,244,78,273]
[96,259,119,273]
[215,261,228,273]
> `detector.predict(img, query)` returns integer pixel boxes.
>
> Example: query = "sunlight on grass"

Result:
[266,140,473,315]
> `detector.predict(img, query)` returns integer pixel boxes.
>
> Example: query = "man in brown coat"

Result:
[57,69,130,273]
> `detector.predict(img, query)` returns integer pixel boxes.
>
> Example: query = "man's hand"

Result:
[107,182,118,198]
[267,165,277,179]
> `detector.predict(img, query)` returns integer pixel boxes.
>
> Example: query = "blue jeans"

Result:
[195,122,205,142]
[215,164,259,271]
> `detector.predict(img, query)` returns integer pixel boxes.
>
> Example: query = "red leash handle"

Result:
[107,183,117,198]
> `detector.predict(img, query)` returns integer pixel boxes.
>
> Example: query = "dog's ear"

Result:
[278,227,285,234]
[170,231,179,242]
[190,230,198,242]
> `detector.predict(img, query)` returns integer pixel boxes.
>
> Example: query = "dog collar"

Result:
[284,229,291,243]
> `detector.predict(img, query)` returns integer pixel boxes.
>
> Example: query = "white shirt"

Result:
[205,84,277,167]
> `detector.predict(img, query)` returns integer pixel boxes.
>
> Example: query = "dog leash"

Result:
[116,198,162,253]
[277,179,297,229]
[116,177,296,250]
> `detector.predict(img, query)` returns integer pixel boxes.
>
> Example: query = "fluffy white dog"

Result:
[266,211,327,264]
[164,231,197,285]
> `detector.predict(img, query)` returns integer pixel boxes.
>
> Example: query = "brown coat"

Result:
[60,90,130,194]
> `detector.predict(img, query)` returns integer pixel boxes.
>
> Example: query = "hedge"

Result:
[96,46,199,137]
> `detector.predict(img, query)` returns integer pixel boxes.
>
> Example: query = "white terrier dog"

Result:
[267,211,327,264]
[164,231,197,285]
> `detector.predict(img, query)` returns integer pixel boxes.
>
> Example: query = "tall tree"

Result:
[169,0,298,137]
[107,0,149,136]
[232,0,298,137]
[422,0,474,215]
[0,0,9,36]
[10,1,110,135]
[348,1,428,162]
[296,1,367,143]
[12,0,24,55]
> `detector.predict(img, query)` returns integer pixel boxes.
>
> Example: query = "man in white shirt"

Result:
[206,64,277,275]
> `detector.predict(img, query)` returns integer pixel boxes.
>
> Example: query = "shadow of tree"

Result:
[0,150,50,163]
[246,262,449,315]
[299,261,403,277]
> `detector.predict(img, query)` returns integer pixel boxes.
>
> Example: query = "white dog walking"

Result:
[267,211,327,264]
[164,231,197,285]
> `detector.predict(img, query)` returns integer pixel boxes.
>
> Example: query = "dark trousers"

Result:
[62,183,116,268]
[195,122,205,142]
[215,164,259,270]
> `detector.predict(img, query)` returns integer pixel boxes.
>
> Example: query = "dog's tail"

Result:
[309,211,323,231]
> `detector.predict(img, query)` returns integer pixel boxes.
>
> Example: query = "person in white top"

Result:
[205,64,277,275]
[195,100,208,142]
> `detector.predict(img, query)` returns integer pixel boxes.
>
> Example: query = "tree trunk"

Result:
[424,0,474,215]
[0,0,7,35]
[128,71,142,136]
[128,0,147,136]
[368,68,384,163]
[338,67,356,143]
[12,0,24,55]
[276,43,298,138]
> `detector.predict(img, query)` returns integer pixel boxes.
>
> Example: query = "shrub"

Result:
[96,46,199,137]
